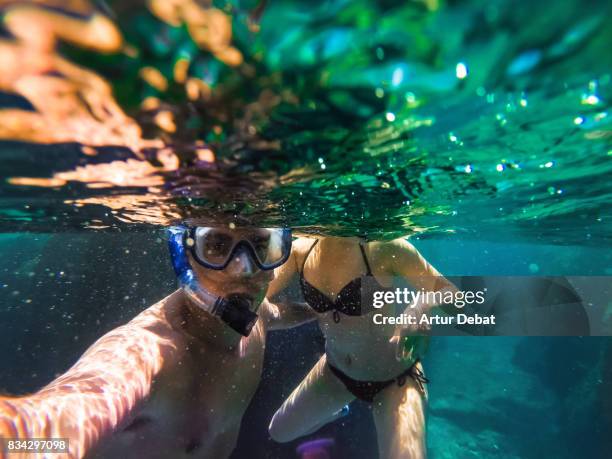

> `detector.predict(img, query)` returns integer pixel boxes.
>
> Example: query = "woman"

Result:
[266,235,457,459]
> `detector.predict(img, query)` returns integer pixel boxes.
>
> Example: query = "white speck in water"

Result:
[593,112,607,122]
[391,67,404,86]
[581,94,600,105]
[455,62,468,79]
[496,164,505,172]
[385,112,396,122]
[574,116,584,125]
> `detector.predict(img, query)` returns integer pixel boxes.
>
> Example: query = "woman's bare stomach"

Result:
[320,310,427,381]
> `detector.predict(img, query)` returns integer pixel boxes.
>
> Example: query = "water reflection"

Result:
[0,1,152,151]
[0,0,610,244]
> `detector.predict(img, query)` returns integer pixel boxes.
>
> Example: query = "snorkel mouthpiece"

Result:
[168,226,259,337]
[217,294,258,337]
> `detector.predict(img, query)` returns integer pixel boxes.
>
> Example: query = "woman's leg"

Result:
[269,354,355,442]
[299,403,350,436]
[372,362,428,459]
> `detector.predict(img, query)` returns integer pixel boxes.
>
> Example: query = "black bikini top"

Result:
[299,239,381,323]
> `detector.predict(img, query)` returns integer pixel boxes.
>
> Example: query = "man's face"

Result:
[189,227,276,306]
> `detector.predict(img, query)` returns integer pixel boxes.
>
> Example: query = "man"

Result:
[0,223,314,458]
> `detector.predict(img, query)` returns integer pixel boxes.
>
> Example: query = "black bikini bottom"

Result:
[328,359,429,403]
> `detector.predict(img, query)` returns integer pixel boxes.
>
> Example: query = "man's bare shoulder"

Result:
[128,290,186,330]
[77,290,188,364]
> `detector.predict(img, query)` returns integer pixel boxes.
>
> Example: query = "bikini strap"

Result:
[358,242,373,276]
[301,239,319,275]
[409,358,429,393]
[395,358,429,393]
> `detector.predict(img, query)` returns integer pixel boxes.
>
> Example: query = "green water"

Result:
[1,0,610,245]
[122,0,612,241]
[0,2,611,458]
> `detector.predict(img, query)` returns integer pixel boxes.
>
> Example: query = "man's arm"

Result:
[0,290,186,459]
[260,299,317,331]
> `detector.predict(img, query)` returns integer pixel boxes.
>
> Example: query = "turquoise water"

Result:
[1,234,609,457]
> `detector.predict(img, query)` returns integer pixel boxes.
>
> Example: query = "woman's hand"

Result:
[389,303,431,362]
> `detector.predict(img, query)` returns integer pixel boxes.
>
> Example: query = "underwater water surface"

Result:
[0,0,611,458]
[0,0,609,243]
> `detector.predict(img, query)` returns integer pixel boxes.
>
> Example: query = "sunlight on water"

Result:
[0,0,609,246]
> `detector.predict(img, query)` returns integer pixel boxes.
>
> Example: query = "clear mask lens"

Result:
[190,227,290,269]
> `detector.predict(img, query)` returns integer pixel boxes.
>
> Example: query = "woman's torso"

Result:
[298,237,428,381]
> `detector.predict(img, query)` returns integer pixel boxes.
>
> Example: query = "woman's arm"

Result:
[262,238,318,331]
[0,290,186,459]
[384,238,459,315]
[375,238,459,360]
[266,237,311,299]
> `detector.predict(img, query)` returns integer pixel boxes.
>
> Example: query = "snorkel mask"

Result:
[168,225,292,336]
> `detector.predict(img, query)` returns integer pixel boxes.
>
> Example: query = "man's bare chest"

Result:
[87,335,266,458]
